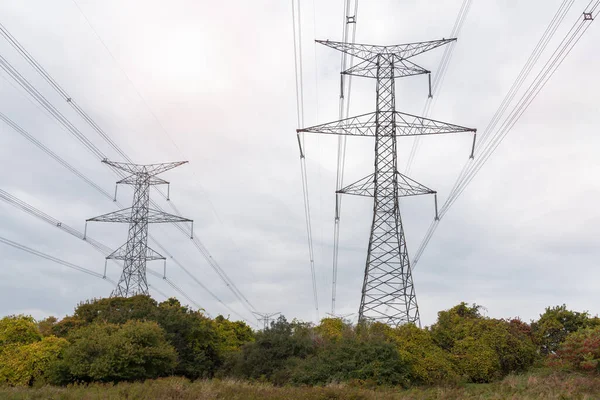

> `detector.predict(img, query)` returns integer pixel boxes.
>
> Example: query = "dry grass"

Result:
[1,371,599,400]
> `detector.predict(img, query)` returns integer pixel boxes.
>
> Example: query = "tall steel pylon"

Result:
[298,39,476,326]
[85,159,193,297]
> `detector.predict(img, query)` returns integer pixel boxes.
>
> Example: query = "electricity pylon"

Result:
[85,159,193,297]
[298,39,476,327]
[252,311,281,330]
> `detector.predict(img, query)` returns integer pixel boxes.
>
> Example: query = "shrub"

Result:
[0,316,41,346]
[51,320,177,384]
[290,335,411,387]
[532,305,599,355]
[0,336,68,387]
[386,324,459,384]
[548,326,600,372]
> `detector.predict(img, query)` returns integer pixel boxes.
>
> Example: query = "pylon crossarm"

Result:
[102,159,188,176]
[298,111,475,137]
[316,38,456,61]
[87,208,132,223]
[395,111,476,136]
[338,172,435,198]
[146,208,193,224]
[344,57,430,79]
[117,175,169,186]
[107,244,165,261]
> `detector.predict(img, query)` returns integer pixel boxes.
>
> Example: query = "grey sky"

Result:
[0,0,598,327]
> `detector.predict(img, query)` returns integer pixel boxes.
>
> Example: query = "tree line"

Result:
[0,296,599,388]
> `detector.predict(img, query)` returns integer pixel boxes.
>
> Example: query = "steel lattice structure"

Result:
[299,39,476,326]
[86,160,193,297]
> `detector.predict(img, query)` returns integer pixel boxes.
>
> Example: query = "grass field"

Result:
[1,371,599,400]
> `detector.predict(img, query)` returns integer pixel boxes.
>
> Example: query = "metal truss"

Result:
[86,159,193,297]
[299,40,475,327]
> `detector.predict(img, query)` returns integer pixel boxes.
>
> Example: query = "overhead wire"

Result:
[331,0,359,316]
[0,234,115,284]
[412,0,599,267]
[68,0,257,302]
[292,0,319,319]
[0,184,253,324]
[0,23,259,322]
[404,0,473,175]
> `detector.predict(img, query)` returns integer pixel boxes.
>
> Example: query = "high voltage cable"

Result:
[412,1,599,268]
[331,0,359,316]
[68,0,256,298]
[0,24,258,321]
[0,235,115,284]
[0,186,254,325]
[292,0,319,319]
[404,0,473,175]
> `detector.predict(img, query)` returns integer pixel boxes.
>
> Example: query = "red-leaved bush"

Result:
[547,326,600,372]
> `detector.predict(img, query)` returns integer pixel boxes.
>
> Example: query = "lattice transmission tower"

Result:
[85,159,193,297]
[298,39,476,326]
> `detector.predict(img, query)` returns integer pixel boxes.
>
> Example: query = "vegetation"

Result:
[1,296,599,399]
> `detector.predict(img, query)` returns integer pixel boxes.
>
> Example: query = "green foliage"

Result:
[430,303,536,382]
[548,325,600,372]
[385,323,459,384]
[55,296,226,379]
[214,315,254,354]
[314,318,348,341]
[37,317,57,338]
[229,316,315,383]
[532,305,599,355]
[291,335,411,387]
[0,316,41,346]
[0,336,67,387]
[52,320,177,384]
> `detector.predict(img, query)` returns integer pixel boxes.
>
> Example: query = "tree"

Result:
[0,316,41,347]
[0,336,67,387]
[429,303,536,382]
[213,315,254,354]
[52,320,177,384]
[532,305,599,355]
[291,334,411,387]
[230,316,315,383]
[385,323,458,384]
[549,325,600,372]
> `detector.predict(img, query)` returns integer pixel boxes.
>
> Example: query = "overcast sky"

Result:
[0,0,598,328]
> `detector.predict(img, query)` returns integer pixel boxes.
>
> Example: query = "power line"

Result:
[0,187,255,325]
[404,0,474,175]
[412,1,599,268]
[0,234,115,284]
[0,24,258,320]
[331,0,359,316]
[292,0,319,320]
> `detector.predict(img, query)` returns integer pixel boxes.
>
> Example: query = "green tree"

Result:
[54,296,222,379]
[549,325,600,372]
[532,305,599,355]
[291,335,411,387]
[0,316,41,347]
[0,336,68,387]
[229,316,315,383]
[213,315,254,354]
[385,323,458,384]
[52,320,177,384]
[430,303,536,382]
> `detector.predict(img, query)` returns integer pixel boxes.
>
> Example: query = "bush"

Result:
[290,335,411,387]
[0,336,68,387]
[51,320,177,384]
[548,326,600,372]
[0,316,41,346]
[228,316,315,383]
[532,305,599,355]
[430,303,536,382]
[385,324,459,384]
